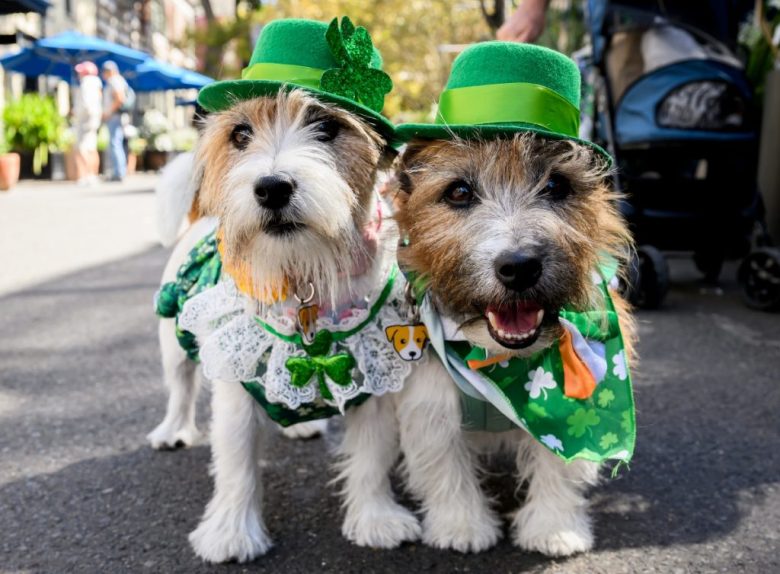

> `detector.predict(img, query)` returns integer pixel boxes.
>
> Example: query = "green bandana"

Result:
[419,261,636,466]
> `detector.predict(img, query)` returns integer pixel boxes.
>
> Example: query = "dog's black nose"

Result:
[494,251,543,292]
[255,175,294,210]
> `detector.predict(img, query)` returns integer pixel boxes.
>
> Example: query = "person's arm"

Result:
[497,0,550,43]
[104,78,126,119]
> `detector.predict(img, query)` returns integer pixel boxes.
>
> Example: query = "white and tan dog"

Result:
[150,87,427,563]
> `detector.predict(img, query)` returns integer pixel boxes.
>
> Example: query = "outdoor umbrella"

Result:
[126,59,213,92]
[0,0,49,15]
[0,31,148,83]
[0,47,74,82]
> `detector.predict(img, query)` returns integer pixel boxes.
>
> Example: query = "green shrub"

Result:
[3,94,65,174]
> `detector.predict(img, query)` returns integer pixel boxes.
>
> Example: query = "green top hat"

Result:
[198,17,395,141]
[396,42,610,161]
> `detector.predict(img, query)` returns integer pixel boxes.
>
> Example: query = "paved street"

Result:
[1,177,779,574]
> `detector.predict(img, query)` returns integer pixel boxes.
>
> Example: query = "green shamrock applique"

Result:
[320,16,392,113]
[567,408,601,438]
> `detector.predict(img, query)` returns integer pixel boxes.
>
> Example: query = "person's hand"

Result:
[497,0,548,43]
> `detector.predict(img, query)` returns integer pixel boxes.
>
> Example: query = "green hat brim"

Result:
[199,79,398,146]
[395,122,612,165]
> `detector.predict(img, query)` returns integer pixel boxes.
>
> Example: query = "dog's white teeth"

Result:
[535,309,545,327]
[488,311,498,329]
[498,327,507,338]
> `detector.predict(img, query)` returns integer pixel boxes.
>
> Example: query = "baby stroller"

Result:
[581,0,780,310]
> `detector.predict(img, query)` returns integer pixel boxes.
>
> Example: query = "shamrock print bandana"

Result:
[421,260,636,465]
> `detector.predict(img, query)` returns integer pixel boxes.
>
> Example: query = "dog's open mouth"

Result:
[485,301,545,349]
[265,219,305,236]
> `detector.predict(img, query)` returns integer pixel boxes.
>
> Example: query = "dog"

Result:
[389,133,636,556]
[156,87,427,562]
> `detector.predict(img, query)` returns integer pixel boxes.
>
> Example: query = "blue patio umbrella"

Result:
[0,47,74,82]
[126,59,213,92]
[0,31,148,83]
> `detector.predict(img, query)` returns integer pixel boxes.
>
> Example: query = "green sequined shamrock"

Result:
[320,16,392,113]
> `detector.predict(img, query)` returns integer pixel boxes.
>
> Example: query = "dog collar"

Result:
[413,260,636,466]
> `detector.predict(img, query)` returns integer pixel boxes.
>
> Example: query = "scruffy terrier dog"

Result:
[390,134,635,556]
[151,89,425,562]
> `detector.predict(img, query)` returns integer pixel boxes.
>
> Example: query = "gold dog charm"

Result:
[385,324,429,361]
[297,304,319,345]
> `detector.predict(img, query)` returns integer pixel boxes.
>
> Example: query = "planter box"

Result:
[0,153,21,191]
[18,150,66,180]
[144,150,170,172]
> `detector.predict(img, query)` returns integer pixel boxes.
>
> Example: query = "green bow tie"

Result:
[286,353,357,401]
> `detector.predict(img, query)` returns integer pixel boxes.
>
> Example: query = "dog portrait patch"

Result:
[297,304,319,345]
[385,324,428,361]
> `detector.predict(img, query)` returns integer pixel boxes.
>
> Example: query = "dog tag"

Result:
[297,304,319,345]
[385,324,429,362]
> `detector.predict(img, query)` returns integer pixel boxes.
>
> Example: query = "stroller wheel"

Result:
[628,245,670,309]
[737,248,780,311]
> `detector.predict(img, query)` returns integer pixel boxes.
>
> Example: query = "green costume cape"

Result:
[419,261,635,465]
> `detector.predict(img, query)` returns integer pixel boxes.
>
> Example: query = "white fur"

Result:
[153,92,410,562]
[394,357,502,553]
[147,217,216,449]
[155,152,201,247]
[395,357,600,556]
[337,395,421,548]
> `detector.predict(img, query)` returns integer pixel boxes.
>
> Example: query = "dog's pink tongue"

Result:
[488,301,542,334]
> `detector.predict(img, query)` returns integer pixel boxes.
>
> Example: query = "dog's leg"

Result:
[338,395,421,548]
[512,433,600,556]
[397,358,502,553]
[147,318,204,449]
[189,380,272,563]
[280,419,329,440]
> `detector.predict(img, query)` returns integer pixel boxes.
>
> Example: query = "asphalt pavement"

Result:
[1,178,779,573]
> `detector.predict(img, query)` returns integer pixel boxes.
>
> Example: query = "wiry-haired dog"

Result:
[390,134,635,556]
[151,88,424,562]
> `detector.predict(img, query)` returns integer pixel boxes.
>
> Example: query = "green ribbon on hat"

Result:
[436,82,580,138]
[241,62,325,88]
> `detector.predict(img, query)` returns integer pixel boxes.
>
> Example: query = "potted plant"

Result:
[128,136,147,174]
[0,130,21,191]
[140,110,173,171]
[3,94,65,179]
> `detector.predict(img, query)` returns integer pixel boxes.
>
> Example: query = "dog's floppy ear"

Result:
[385,325,402,342]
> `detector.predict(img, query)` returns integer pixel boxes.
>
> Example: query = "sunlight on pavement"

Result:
[0,174,161,296]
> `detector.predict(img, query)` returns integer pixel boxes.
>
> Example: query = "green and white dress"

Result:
[172,253,416,426]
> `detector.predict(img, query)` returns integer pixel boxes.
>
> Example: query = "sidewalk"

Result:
[0,174,161,296]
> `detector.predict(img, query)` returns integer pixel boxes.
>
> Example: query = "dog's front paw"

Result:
[512,506,593,557]
[422,506,502,553]
[280,419,328,440]
[147,421,205,450]
[189,507,272,563]
[343,500,421,549]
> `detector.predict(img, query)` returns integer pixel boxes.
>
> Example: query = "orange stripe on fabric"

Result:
[559,329,597,399]
[467,353,512,370]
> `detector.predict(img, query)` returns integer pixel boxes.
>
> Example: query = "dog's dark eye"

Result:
[443,180,475,208]
[313,119,341,142]
[230,124,252,149]
[543,173,573,201]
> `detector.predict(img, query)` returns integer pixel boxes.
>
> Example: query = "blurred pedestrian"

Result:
[101,60,128,182]
[73,61,102,185]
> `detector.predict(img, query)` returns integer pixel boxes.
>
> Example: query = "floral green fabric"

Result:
[430,264,635,465]
[155,232,222,361]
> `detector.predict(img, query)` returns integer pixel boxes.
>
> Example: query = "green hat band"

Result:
[437,82,580,138]
[241,62,325,89]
